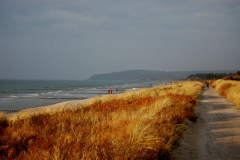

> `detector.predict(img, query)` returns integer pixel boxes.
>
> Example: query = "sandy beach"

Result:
[5,88,139,121]
[4,82,173,121]
[6,98,92,121]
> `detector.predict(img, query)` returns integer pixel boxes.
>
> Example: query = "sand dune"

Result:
[6,98,92,121]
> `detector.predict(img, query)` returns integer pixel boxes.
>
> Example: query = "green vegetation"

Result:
[188,73,235,80]
[235,70,240,76]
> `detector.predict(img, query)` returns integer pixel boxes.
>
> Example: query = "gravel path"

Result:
[173,87,240,160]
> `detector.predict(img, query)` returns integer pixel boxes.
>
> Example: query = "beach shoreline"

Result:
[1,80,165,117]
[5,88,139,121]
[5,82,170,121]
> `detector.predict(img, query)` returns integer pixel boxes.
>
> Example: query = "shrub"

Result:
[222,76,240,81]
[0,112,8,134]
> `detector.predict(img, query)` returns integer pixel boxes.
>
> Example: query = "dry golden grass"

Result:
[222,76,240,80]
[0,81,203,159]
[208,80,216,86]
[88,81,203,105]
[212,80,240,107]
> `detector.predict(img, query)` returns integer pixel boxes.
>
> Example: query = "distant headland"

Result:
[88,70,237,81]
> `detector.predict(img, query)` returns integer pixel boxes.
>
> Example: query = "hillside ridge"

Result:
[88,70,236,81]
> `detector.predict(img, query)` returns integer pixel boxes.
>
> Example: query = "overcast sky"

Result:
[1,0,240,80]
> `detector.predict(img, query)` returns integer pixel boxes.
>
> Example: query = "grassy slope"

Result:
[212,79,240,108]
[0,81,203,159]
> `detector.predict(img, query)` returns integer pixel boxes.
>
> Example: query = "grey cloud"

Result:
[0,0,240,80]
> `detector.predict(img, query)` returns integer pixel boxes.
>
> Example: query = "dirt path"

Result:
[173,87,240,160]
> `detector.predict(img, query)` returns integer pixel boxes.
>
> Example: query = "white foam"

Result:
[8,95,18,98]
[22,93,39,98]
[132,88,140,90]
[55,90,62,93]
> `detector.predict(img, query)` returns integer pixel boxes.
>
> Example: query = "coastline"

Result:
[6,98,92,121]
[1,81,205,159]
[5,82,168,121]
[5,88,138,121]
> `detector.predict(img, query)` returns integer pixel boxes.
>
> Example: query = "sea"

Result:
[0,79,167,111]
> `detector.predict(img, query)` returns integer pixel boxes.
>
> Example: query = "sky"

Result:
[0,0,240,80]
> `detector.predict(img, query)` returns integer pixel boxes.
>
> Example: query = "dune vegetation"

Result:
[0,81,203,160]
[211,79,240,108]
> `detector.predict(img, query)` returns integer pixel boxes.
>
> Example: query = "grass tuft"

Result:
[212,79,240,107]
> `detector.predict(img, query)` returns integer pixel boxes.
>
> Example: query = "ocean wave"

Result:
[55,90,62,93]
[20,93,39,98]
[67,86,83,87]
[40,97,85,100]
[71,92,106,95]
[41,90,63,95]
[3,95,18,99]
[18,88,62,91]
[1,91,19,94]
[1,97,15,99]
